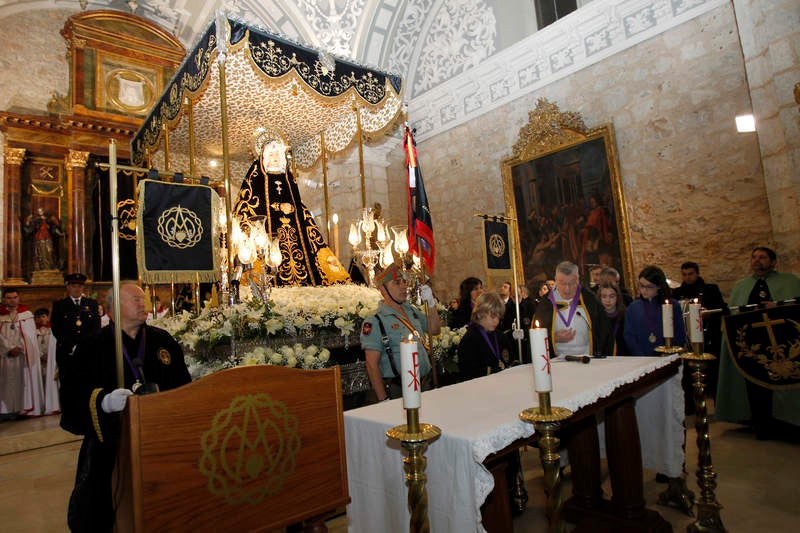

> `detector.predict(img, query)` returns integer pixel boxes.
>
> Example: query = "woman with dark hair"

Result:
[598,282,629,356]
[623,265,685,355]
[448,277,483,328]
[457,292,510,381]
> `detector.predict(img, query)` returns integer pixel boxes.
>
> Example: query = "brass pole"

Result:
[520,391,572,532]
[355,105,366,209]
[508,216,523,363]
[163,124,170,172]
[321,132,331,242]
[218,51,234,301]
[170,273,176,316]
[683,349,726,532]
[187,98,196,177]
[108,140,124,389]
[387,409,441,533]
[195,271,201,315]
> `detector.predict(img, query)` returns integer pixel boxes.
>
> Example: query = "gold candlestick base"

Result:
[386,408,442,533]
[520,392,573,531]
[655,337,685,355]
[681,350,726,532]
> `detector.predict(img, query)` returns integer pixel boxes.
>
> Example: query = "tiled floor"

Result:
[1,409,798,532]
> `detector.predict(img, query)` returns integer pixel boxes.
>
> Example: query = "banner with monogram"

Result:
[93,162,143,280]
[482,219,512,271]
[723,304,800,390]
[136,179,220,284]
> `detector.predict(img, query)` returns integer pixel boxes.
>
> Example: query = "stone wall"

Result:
[389,3,771,301]
[733,0,800,272]
[0,9,73,113]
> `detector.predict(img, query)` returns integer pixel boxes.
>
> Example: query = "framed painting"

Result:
[500,99,634,291]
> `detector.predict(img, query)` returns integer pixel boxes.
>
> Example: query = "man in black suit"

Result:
[51,273,101,433]
[672,261,728,403]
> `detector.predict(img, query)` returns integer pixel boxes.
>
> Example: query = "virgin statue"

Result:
[232,128,349,286]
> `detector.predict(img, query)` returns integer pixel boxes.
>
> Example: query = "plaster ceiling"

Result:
[0,0,539,99]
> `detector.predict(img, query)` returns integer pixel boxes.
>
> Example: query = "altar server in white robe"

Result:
[0,288,44,417]
[35,308,60,415]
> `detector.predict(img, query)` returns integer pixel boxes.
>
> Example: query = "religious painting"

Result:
[501,99,633,291]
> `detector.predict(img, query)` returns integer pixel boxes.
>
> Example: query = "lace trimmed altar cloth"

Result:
[343,355,683,533]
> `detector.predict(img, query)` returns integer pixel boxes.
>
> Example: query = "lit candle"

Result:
[529,321,552,392]
[689,299,703,343]
[332,213,339,257]
[662,300,674,338]
[400,335,422,409]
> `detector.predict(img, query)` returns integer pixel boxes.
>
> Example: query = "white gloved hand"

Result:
[101,388,133,414]
[512,328,524,340]
[420,285,436,307]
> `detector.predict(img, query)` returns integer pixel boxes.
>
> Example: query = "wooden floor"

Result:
[1,407,799,532]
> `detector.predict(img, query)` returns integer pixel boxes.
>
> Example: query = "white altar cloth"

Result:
[344,355,683,533]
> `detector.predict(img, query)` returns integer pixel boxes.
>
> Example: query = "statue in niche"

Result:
[24,207,63,272]
[232,128,350,286]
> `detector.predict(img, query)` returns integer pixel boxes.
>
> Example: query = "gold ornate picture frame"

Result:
[501,98,634,290]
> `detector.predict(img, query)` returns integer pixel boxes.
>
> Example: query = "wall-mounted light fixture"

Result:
[735,114,756,132]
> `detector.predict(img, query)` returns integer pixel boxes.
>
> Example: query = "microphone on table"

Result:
[564,355,591,364]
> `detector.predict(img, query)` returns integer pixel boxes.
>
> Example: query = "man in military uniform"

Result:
[66,281,191,532]
[360,263,440,402]
[50,273,101,433]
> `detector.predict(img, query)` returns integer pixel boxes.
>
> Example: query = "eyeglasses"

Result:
[638,282,658,291]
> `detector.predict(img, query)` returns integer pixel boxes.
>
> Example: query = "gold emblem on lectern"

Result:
[199,394,301,504]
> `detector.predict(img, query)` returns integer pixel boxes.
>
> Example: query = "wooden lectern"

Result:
[115,365,349,532]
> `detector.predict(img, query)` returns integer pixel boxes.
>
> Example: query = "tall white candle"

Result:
[529,322,552,392]
[662,300,674,338]
[332,213,339,257]
[400,335,421,409]
[689,300,703,343]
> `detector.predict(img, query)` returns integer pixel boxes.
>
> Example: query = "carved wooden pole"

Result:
[4,147,26,283]
[66,150,90,276]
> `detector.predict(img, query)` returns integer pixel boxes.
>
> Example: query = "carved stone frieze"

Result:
[409,0,728,141]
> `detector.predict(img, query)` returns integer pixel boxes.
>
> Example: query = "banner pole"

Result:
[508,217,523,364]
[109,139,124,389]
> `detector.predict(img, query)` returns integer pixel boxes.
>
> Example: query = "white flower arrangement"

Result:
[155,284,463,376]
[151,284,381,370]
[431,325,467,373]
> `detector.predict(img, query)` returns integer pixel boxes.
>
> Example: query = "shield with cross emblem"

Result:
[723,304,800,390]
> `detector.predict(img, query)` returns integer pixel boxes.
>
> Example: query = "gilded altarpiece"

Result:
[0,10,184,299]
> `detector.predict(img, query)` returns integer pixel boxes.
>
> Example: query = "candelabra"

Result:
[519,392,572,532]
[348,207,393,287]
[683,342,726,532]
[229,216,282,303]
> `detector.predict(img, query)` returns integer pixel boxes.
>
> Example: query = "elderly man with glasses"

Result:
[533,261,612,359]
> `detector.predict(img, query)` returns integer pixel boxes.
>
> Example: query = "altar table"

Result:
[343,355,683,532]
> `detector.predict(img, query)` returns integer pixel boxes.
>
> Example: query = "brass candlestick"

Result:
[519,391,573,532]
[386,407,441,533]
[682,343,726,532]
[655,336,685,355]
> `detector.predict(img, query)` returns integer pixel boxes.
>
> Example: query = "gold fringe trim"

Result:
[135,179,221,285]
[90,388,104,443]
